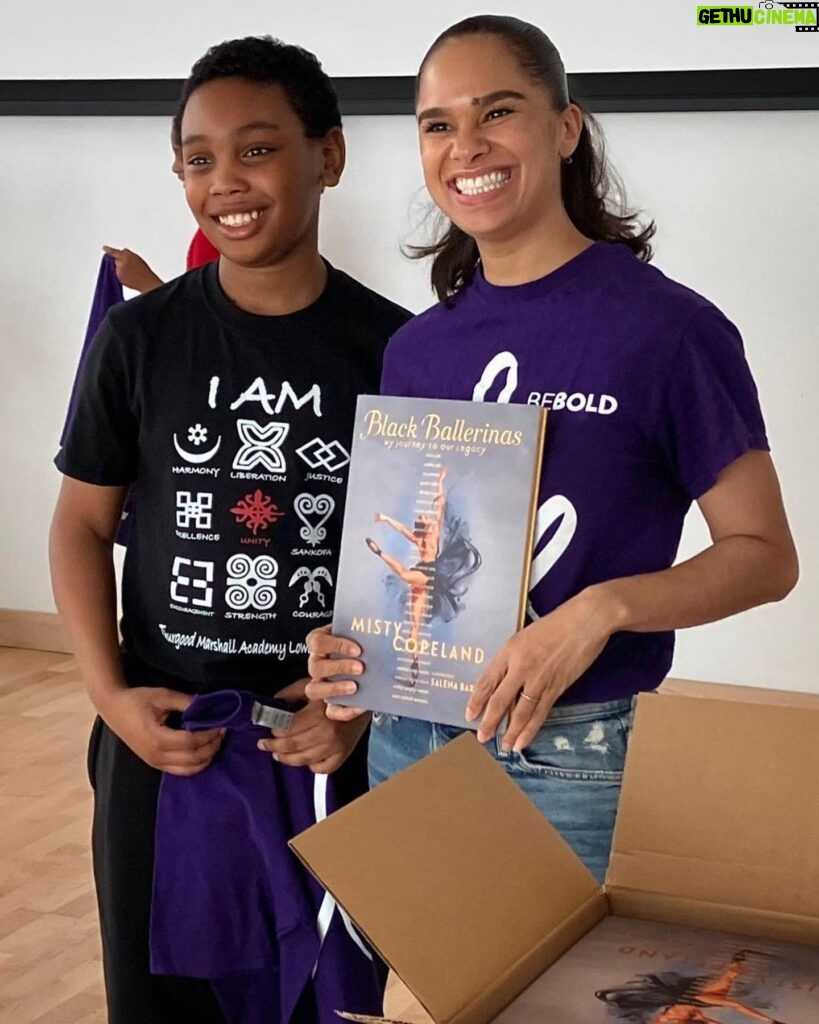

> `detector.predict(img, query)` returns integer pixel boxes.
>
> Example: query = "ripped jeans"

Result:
[368,697,633,884]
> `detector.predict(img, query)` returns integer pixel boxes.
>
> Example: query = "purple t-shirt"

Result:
[151,690,384,1023]
[381,242,769,704]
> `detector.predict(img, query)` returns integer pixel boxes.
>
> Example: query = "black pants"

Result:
[89,717,227,1024]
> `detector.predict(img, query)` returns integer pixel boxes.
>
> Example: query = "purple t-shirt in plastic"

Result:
[381,242,769,704]
[151,690,383,1023]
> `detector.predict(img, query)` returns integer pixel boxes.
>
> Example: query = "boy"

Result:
[50,36,409,1023]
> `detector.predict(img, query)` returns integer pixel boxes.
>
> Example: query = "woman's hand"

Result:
[304,625,369,722]
[466,590,615,752]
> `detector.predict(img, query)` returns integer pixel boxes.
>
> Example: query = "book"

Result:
[329,395,546,728]
[494,915,819,1023]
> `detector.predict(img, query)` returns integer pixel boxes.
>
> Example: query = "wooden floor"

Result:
[0,648,105,1023]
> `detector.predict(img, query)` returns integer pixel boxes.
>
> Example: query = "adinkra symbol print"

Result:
[233,420,290,474]
[296,438,351,473]
[225,554,278,611]
[294,493,335,546]
[173,424,223,464]
[231,490,285,535]
[176,492,213,530]
[288,566,334,608]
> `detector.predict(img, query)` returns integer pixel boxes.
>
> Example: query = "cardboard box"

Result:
[290,680,819,1023]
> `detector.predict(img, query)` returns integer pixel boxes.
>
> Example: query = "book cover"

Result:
[495,915,819,1023]
[330,395,545,728]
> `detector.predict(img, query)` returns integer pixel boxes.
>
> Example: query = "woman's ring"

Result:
[518,690,538,704]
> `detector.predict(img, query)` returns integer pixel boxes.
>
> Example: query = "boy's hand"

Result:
[102,246,164,293]
[100,686,224,775]
[257,676,370,773]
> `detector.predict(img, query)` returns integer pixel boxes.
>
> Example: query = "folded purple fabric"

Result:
[151,690,383,1023]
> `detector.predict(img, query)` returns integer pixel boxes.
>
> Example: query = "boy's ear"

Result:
[320,126,346,190]
[171,146,183,182]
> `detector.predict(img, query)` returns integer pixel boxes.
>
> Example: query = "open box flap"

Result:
[659,676,819,709]
[608,688,819,928]
[291,734,602,1024]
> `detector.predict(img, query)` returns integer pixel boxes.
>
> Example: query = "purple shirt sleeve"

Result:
[653,306,769,499]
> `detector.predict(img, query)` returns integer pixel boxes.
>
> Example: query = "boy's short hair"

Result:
[176,35,341,139]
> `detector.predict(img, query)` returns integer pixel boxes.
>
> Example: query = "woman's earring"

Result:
[563,155,574,166]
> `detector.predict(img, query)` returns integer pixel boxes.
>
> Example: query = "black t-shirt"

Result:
[56,262,410,695]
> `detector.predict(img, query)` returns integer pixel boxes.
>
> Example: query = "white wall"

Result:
[1,105,817,692]
[600,110,819,691]
[1,0,816,77]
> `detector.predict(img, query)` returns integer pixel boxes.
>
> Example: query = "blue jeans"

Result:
[368,698,633,884]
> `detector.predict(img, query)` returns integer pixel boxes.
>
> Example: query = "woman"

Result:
[306,15,797,881]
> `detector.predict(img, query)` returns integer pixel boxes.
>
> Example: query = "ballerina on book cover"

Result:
[365,465,481,684]
[596,949,789,1024]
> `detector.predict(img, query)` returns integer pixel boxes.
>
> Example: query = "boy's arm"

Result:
[49,477,222,775]
[50,478,128,707]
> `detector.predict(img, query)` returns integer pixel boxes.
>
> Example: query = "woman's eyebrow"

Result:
[472,89,526,107]
[417,90,526,122]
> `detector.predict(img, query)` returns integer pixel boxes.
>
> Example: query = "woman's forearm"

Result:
[588,534,798,637]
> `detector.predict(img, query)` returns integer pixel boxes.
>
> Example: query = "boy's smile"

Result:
[212,205,267,244]
[180,78,343,271]
[216,209,262,232]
